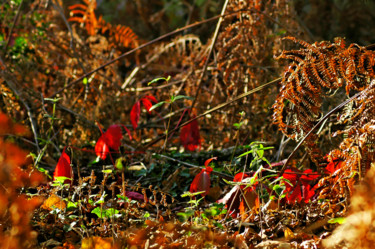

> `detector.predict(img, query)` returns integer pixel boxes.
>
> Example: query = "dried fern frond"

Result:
[273,37,375,168]
[68,0,138,48]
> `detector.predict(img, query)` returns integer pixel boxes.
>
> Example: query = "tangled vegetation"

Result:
[1,0,375,248]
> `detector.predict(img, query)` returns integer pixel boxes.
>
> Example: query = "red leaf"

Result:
[204,157,217,167]
[217,185,241,216]
[282,168,319,203]
[130,101,141,130]
[141,98,153,114]
[300,169,320,182]
[180,116,201,151]
[233,172,250,182]
[95,125,123,160]
[125,191,144,201]
[302,184,317,203]
[53,148,72,184]
[286,182,302,204]
[190,167,212,197]
[95,136,110,160]
[104,125,122,150]
[325,158,343,174]
[282,169,298,184]
[121,124,133,140]
[144,95,158,103]
[205,166,213,173]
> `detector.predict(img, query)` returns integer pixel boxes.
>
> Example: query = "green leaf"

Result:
[237,149,254,158]
[181,191,205,198]
[257,144,264,158]
[115,158,124,171]
[102,169,113,174]
[52,176,71,186]
[148,76,171,85]
[149,101,166,111]
[177,210,194,222]
[44,97,62,103]
[233,122,243,129]
[328,217,346,224]
[171,95,194,102]
[91,207,119,218]
[281,177,293,187]
[83,77,88,85]
[66,201,78,211]
[88,156,101,166]
[272,184,285,195]
[94,192,107,205]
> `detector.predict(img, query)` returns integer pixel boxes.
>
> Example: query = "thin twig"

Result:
[141,77,281,150]
[158,154,232,179]
[190,0,229,110]
[48,13,231,98]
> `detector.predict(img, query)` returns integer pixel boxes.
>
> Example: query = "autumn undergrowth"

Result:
[3,0,375,248]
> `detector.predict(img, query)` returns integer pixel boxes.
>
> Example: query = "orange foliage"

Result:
[68,0,138,48]
[0,112,45,249]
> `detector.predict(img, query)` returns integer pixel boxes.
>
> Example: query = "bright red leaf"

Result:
[300,169,320,182]
[282,168,320,204]
[130,101,141,130]
[141,95,158,113]
[325,157,343,174]
[233,172,250,183]
[104,125,123,150]
[53,148,73,184]
[95,125,123,160]
[130,95,158,129]
[180,116,201,151]
[190,166,213,197]
[141,98,153,114]
[204,157,217,167]
[144,95,158,103]
[95,136,110,160]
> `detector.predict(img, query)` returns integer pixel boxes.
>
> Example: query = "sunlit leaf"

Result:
[95,124,123,160]
[149,101,165,111]
[81,236,115,249]
[115,157,124,170]
[189,166,212,197]
[104,125,123,150]
[130,101,141,130]
[141,98,153,113]
[88,156,101,166]
[171,95,194,102]
[148,76,170,85]
[95,136,109,160]
[328,217,346,224]
[41,194,66,211]
[53,148,72,185]
[204,157,217,167]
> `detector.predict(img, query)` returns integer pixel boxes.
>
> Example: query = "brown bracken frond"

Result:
[273,36,375,173]
[68,0,138,48]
